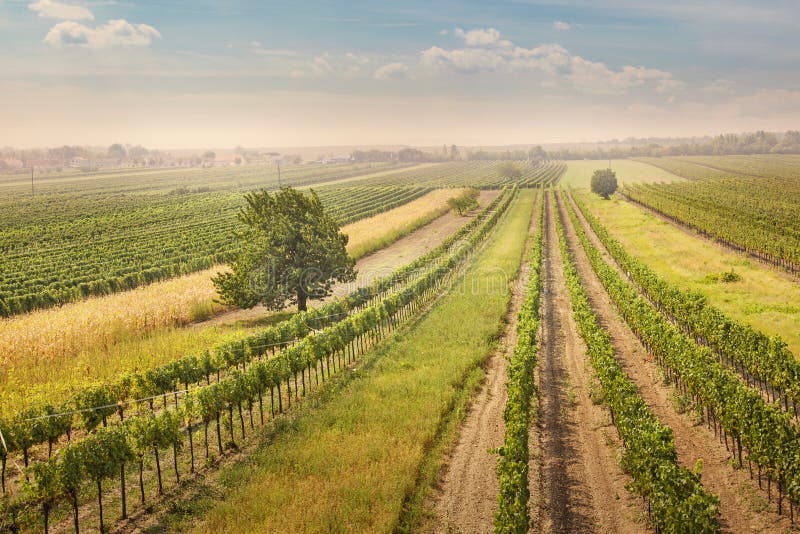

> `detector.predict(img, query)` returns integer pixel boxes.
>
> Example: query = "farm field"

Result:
[624,155,800,273]
[177,189,537,533]
[0,188,487,418]
[3,182,515,528]
[0,161,404,192]
[561,159,684,187]
[555,189,792,532]
[5,156,800,534]
[573,190,800,355]
[7,2,800,532]
[0,161,558,317]
[342,160,565,188]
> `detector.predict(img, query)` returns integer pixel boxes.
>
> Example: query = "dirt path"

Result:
[532,193,644,534]
[422,192,538,533]
[555,191,793,533]
[194,190,499,328]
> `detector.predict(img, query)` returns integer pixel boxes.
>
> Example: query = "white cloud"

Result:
[421,30,683,94]
[553,21,572,30]
[44,19,160,48]
[374,62,410,80]
[29,0,94,21]
[453,27,506,46]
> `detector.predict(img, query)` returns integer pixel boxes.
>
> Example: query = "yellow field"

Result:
[562,159,684,188]
[343,188,466,258]
[576,190,800,355]
[0,188,463,415]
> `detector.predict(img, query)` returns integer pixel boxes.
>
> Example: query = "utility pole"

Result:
[277,159,282,188]
[31,166,34,197]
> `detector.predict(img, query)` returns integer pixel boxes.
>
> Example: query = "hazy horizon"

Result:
[1,1,799,148]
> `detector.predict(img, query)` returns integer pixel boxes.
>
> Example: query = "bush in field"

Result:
[448,189,480,216]
[591,168,618,199]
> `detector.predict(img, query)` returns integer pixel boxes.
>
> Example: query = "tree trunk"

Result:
[297,291,307,312]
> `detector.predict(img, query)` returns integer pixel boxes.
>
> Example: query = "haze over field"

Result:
[1,0,799,147]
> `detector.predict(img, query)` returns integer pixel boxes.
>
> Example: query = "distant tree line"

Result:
[350,130,800,164]
[351,145,548,163]
[0,144,296,173]
[548,130,800,159]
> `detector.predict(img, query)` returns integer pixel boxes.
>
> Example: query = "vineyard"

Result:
[5,155,799,533]
[6,0,799,530]
[624,155,800,274]
[0,161,564,316]
[342,160,565,188]
[0,187,519,532]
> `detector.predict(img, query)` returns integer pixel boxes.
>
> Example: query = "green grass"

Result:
[575,190,800,355]
[562,159,684,188]
[167,190,537,533]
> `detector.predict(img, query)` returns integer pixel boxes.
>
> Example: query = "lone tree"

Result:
[590,168,618,199]
[497,161,523,181]
[447,189,479,216]
[213,188,356,312]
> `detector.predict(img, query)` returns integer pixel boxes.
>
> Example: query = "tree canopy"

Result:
[497,161,523,181]
[447,189,479,216]
[107,143,126,160]
[590,168,618,199]
[213,188,356,312]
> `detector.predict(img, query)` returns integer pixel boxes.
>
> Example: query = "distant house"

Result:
[69,156,90,168]
[329,154,352,163]
[212,154,245,167]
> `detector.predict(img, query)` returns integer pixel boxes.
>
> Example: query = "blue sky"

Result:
[1,0,799,147]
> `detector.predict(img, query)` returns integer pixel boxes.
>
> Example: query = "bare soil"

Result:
[556,190,794,533]
[532,194,644,534]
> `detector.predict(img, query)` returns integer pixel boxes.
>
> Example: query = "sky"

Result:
[0,0,799,148]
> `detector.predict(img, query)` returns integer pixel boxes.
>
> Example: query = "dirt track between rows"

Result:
[532,193,643,533]
[556,190,792,533]
[423,191,646,533]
